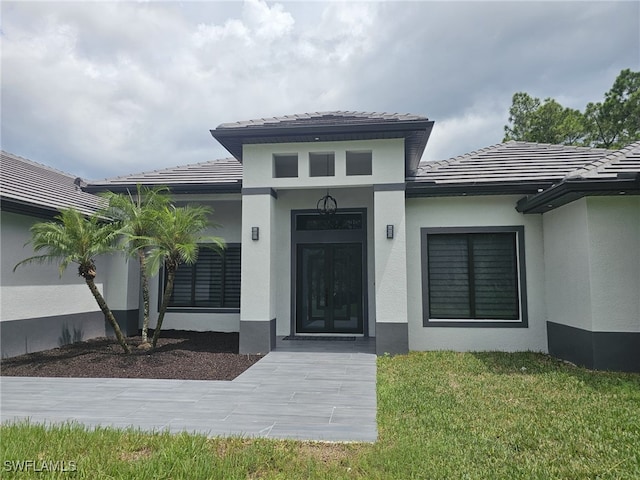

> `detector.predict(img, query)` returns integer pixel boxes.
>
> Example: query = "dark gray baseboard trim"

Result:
[0,311,106,358]
[242,187,278,199]
[547,321,640,373]
[375,322,409,356]
[108,310,140,337]
[239,319,276,354]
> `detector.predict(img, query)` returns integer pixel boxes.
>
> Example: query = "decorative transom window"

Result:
[166,244,241,311]
[273,154,298,178]
[309,152,335,177]
[421,226,528,327]
[346,150,372,176]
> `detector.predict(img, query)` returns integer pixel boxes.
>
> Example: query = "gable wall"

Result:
[242,139,405,189]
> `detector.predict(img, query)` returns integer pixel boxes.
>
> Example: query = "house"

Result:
[1,112,638,371]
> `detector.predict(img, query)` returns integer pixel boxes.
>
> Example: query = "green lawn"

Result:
[2,352,639,479]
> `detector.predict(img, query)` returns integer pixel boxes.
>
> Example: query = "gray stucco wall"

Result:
[0,311,105,358]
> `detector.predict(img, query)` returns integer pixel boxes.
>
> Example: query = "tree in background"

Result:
[13,209,131,354]
[144,204,225,348]
[101,185,171,348]
[504,69,640,149]
[584,69,640,148]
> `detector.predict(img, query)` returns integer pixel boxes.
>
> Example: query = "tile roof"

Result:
[0,151,103,216]
[566,140,640,179]
[85,157,242,193]
[216,111,428,129]
[413,141,611,184]
[212,111,434,176]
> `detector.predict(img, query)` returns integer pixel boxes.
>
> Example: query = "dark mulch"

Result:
[0,330,263,381]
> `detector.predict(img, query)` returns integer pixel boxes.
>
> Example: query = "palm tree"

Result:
[144,204,224,348]
[101,185,171,347]
[13,208,131,354]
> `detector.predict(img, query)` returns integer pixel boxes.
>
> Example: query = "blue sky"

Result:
[1,0,638,179]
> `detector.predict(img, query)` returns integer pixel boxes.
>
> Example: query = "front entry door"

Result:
[296,243,363,334]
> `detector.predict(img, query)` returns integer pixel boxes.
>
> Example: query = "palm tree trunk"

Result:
[151,266,175,348]
[139,251,151,343]
[85,277,131,354]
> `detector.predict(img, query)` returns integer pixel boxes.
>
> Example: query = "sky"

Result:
[1,0,638,180]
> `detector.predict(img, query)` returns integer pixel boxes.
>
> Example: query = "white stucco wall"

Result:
[240,194,276,321]
[405,196,547,352]
[146,198,242,332]
[1,211,103,321]
[101,252,139,312]
[587,197,640,332]
[543,198,594,331]
[373,189,408,324]
[543,196,640,334]
[242,139,405,189]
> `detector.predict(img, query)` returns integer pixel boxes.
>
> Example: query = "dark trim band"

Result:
[239,319,276,354]
[375,322,408,355]
[547,321,640,372]
[241,187,278,199]
[373,183,406,192]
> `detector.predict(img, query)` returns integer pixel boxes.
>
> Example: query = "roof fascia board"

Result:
[1,197,66,219]
[405,181,553,198]
[211,119,434,140]
[516,175,640,213]
[405,122,434,176]
[84,182,242,195]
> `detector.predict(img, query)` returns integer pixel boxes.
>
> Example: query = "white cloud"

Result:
[423,102,506,163]
[1,0,637,179]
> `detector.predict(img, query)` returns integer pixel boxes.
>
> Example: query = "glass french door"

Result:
[296,243,363,334]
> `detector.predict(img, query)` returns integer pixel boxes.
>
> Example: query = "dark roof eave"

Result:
[211,120,435,176]
[211,119,434,140]
[516,174,640,214]
[405,180,554,198]
[1,197,62,219]
[83,182,243,195]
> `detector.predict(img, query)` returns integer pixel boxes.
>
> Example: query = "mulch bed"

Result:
[0,330,263,381]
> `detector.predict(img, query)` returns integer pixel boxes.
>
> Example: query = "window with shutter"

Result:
[165,244,241,312]
[421,227,527,327]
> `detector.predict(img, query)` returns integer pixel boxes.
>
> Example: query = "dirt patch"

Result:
[0,330,263,381]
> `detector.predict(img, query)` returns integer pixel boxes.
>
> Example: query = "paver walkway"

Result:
[0,339,377,442]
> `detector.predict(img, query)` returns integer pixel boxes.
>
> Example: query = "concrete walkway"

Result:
[0,339,377,442]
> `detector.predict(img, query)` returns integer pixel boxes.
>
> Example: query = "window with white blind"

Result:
[166,244,241,311]
[421,227,527,327]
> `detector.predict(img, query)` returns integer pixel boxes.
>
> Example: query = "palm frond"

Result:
[13,208,120,277]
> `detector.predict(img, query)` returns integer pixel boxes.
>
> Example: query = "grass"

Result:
[2,351,639,479]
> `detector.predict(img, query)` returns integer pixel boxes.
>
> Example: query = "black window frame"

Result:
[421,226,528,328]
[162,243,241,313]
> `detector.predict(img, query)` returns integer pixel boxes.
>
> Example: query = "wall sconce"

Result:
[386,224,394,239]
[251,227,259,241]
